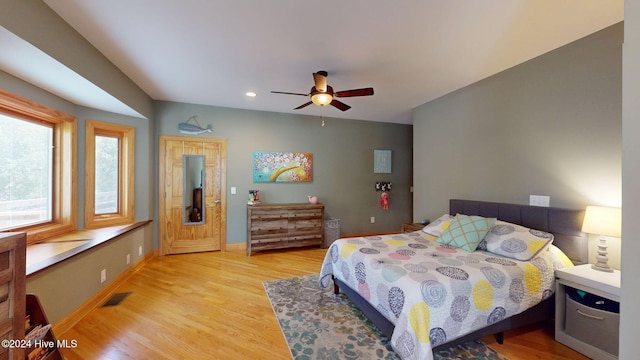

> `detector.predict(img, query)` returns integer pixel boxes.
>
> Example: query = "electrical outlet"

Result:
[100,269,106,283]
[529,195,550,207]
[126,253,130,265]
[138,245,143,256]
[370,216,375,223]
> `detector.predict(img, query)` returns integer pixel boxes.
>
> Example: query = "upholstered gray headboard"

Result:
[450,199,588,265]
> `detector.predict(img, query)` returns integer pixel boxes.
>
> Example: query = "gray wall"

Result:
[154,101,413,245]
[0,0,153,119]
[621,3,640,358]
[413,23,622,223]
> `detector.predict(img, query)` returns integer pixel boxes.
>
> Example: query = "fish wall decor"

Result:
[178,115,213,135]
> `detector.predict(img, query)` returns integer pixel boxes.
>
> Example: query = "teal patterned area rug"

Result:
[263,274,509,360]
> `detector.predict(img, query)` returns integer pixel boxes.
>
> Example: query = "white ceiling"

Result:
[11,1,627,124]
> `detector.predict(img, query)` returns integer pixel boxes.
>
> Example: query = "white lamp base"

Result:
[592,236,614,272]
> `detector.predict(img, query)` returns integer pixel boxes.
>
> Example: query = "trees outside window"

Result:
[0,89,76,244]
[0,114,53,229]
[85,120,134,228]
[94,135,119,214]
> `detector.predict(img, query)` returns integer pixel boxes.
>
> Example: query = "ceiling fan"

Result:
[271,71,374,111]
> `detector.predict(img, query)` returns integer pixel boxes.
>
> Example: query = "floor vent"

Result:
[101,292,132,307]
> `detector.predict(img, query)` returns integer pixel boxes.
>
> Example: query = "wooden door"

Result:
[159,136,226,255]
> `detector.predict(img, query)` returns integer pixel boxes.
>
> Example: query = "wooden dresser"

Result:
[0,232,26,360]
[247,203,324,255]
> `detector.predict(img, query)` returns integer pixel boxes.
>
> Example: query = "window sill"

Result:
[26,220,152,276]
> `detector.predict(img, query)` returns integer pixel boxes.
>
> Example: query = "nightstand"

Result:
[402,222,425,233]
[555,264,620,360]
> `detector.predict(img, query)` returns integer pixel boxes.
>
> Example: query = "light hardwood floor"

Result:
[57,247,588,360]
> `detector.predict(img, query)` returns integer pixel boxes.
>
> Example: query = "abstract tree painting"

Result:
[253,152,313,183]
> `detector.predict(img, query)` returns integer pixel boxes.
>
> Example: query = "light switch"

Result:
[231,187,237,195]
[529,195,550,207]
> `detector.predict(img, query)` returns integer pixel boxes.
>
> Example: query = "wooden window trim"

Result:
[0,89,77,245]
[85,120,135,228]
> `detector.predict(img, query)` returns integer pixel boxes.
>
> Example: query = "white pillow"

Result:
[482,220,554,261]
[422,214,454,238]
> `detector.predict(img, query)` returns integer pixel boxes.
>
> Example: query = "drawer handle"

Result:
[575,308,605,321]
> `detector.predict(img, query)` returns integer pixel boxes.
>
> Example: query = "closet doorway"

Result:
[159,136,226,255]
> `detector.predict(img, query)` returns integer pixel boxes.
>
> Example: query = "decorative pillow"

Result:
[482,220,554,261]
[422,214,454,240]
[436,214,496,252]
[548,244,575,269]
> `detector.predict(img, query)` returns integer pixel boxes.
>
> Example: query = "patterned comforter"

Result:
[319,230,571,360]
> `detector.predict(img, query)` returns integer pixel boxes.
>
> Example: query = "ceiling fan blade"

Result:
[313,71,328,92]
[330,99,351,111]
[271,91,309,96]
[335,87,374,98]
[294,101,313,110]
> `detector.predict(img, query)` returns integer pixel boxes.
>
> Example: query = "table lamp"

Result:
[581,205,621,272]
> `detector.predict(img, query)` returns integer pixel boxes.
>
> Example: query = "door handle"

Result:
[214,200,221,204]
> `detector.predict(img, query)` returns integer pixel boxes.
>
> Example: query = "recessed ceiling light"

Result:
[246,91,257,97]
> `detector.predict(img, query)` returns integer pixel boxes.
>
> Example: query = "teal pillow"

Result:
[436,214,497,252]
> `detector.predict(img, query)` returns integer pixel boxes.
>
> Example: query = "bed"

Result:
[319,199,587,360]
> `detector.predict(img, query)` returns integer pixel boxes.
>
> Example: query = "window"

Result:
[0,114,53,228]
[85,120,135,228]
[95,135,119,214]
[0,89,77,244]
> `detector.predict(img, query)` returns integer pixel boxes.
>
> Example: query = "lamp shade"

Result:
[581,205,622,238]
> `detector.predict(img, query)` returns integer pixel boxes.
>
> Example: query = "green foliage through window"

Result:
[0,114,53,230]
[95,135,119,214]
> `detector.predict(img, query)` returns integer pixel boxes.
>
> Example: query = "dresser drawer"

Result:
[250,219,287,233]
[287,234,323,249]
[288,208,323,218]
[288,218,322,231]
[250,209,288,220]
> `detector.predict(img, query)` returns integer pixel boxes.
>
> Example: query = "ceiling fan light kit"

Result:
[311,86,333,106]
[272,70,374,112]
